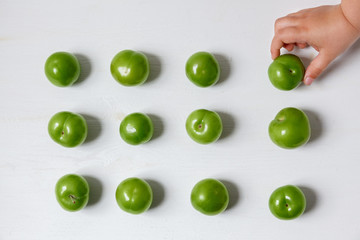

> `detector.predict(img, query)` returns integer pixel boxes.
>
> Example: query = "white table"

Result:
[1,0,360,239]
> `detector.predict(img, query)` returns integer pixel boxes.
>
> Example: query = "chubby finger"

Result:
[276,27,305,44]
[284,43,295,51]
[304,52,334,85]
[274,15,298,32]
[271,27,305,59]
[296,42,308,49]
[272,17,295,59]
[270,36,284,59]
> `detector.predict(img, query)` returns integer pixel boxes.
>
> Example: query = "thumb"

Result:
[304,52,333,85]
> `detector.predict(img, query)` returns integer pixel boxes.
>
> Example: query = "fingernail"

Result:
[304,76,314,85]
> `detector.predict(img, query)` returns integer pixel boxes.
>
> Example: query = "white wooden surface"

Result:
[1,0,360,239]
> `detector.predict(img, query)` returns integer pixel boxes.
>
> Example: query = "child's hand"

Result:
[271,4,360,85]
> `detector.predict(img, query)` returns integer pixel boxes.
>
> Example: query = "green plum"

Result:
[268,107,310,149]
[55,174,89,212]
[44,52,81,87]
[119,113,154,145]
[185,51,220,87]
[186,109,222,144]
[110,50,150,86]
[48,111,88,148]
[268,54,305,90]
[191,178,229,216]
[269,185,306,220]
[115,177,153,214]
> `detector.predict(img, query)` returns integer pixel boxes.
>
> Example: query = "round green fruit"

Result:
[48,111,88,148]
[115,177,153,214]
[110,50,150,86]
[119,113,154,145]
[185,51,220,87]
[268,54,305,91]
[44,52,80,87]
[191,178,229,216]
[186,109,222,144]
[269,185,306,220]
[55,174,89,212]
[268,107,310,149]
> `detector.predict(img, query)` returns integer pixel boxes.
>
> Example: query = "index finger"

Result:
[270,36,284,59]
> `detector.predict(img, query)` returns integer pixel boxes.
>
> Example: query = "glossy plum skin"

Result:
[45,52,80,87]
[185,52,220,87]
[268,54,305,91]
[191,178,229,216]
[186,109,222,144]
[115,177,153,214]
[269,185,306,220]
[119,113,154,145]
[268,107,311,149]
[110,50,150,86]
[48,111,88,148]
[55,174,89,212]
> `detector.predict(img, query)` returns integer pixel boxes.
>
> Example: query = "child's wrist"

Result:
[340,1,360,35]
